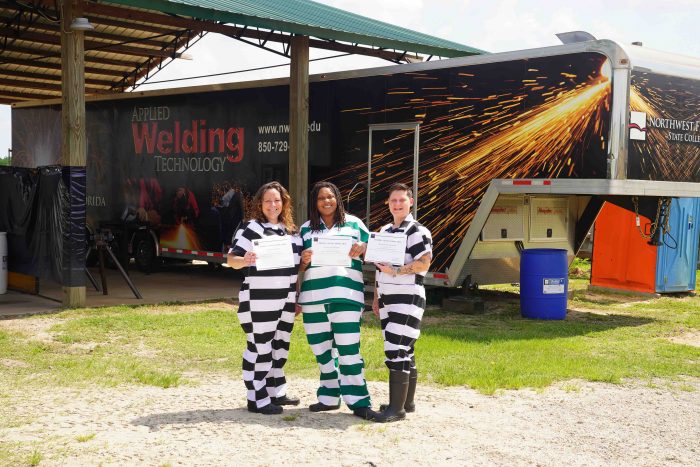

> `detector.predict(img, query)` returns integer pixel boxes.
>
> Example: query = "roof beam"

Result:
[0,65,116,86]
[0,87,57,101]
[0,42,141,67]
[82,14,179,36]
[0,55,127,77]
[307,39,420,63]
[125,30,205,90]
[11,29,186,60]
[0,75,106,94]
[1,13,175,48]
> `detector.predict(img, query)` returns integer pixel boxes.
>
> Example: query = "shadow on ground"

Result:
[131,406,367,431]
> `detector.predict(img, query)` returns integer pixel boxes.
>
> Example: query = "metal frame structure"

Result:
[441,179,700,288]
[366,122,421,226]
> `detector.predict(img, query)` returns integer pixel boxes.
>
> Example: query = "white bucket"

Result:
[0,232,6,294]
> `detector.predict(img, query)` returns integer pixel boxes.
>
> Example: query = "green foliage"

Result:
[29,450,42,466]
[75,434,96,443]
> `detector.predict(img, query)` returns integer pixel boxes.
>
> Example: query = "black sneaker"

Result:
[352,406,378,420]
[272,395,300,406]
[308,402,341,412]
[247,401,283,415]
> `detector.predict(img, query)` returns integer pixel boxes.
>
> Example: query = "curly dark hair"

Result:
[308,181,346,231]
[249,181,296,233]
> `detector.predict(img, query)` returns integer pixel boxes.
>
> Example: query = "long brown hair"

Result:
[250,181,296,233]
[308,181,346,231]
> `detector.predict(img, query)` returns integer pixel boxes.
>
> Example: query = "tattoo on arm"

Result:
[396,254,431,275]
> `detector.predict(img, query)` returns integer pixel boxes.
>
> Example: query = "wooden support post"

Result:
[61,0,87,308]
[289,35,309,225]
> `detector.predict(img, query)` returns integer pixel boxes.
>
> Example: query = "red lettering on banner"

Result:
[174,121,181,154]
[157,131,172,154]
[182,121,197,153]
[132,120,244,161]
[226,128,244,162]
[132,122,158,154]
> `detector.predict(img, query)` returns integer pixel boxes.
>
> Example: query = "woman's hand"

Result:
[300,249,313,266]
[243,251,257,266]
[295,303,302,316]
[349,241,366,258]
[372,293,380,318]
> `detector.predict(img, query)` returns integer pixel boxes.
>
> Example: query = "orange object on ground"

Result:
[590,202,657,293]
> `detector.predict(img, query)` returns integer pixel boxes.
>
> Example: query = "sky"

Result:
[3,0,700,158]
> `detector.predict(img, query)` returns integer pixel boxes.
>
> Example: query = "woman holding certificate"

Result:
[298,181,376,420]
[227,181,302,415]
[370,183,433,423]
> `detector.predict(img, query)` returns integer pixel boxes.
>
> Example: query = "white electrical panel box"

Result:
[481,197,525,241]
[529,197,569,241]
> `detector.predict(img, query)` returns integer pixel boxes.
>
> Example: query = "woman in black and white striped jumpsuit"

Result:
[371,183,433,423]
[227,181,302,415]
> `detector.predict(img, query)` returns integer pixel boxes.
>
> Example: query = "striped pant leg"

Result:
[266,289,297,399]
[327,302,371,409]
[302,303,341,406]
[378,283,426,374]
[237,284,284,409]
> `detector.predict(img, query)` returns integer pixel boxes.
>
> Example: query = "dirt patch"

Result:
[0,359,30,368]
[0,317,64,342]
[668,330,700,348]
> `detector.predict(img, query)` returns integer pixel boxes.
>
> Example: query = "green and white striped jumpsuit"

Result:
[298,214,371,410]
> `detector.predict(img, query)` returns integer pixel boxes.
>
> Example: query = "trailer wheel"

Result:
[135,236,159,273]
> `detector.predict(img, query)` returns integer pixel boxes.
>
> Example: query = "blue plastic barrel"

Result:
[520,248,568,320]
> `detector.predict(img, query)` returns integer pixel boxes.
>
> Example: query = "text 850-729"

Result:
[258,140,289,153]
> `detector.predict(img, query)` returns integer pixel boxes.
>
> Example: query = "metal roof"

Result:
[0,0,485,105]
[104,0,484,58]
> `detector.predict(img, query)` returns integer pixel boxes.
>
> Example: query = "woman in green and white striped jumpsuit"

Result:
[298,181,376,420]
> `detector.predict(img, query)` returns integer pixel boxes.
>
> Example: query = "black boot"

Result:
[381,368,417,413]
[404,368,418,413]
[374,371,409,423]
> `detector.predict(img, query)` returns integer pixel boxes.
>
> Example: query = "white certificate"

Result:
[364,232,407,266]
[252,235,294,271]
[310,236,353,267]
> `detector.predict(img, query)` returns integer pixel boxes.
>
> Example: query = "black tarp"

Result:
[0,165,67,284]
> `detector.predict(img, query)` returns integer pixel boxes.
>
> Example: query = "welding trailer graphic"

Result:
[12,38,700,288]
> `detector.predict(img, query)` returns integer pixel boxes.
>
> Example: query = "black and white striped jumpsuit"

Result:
[375,214,433,373]
[229,220,302,409]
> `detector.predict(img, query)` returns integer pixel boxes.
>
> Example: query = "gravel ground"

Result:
[1,374,699,466]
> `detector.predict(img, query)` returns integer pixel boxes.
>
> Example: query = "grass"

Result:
[0,260,698,398]
[75,434,96,443]
[28,450,42,466]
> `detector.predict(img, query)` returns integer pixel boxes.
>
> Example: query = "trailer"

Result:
[11,38,700,286]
